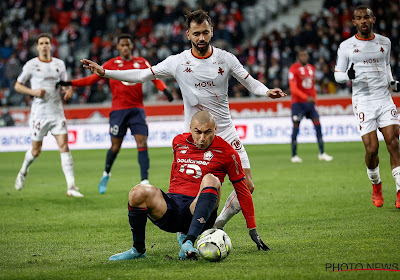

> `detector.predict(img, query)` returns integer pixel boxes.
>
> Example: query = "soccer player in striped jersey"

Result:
[335,5,400,208]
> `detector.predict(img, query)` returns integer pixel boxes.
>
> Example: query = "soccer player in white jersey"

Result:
[81,9,286,248]
[335,5,400,209]
[14,33,83,197]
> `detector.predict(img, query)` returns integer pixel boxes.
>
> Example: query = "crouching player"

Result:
[109,111,269,261]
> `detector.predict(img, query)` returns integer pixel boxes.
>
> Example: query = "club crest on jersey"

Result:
[218,67,224,75]
[133,62,141,68]
[203,151,214,161]
[231,139,242,151]
[380,47,385,53]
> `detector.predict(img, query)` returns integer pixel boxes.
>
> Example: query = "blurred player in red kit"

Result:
[288,49,333,163]
[58,34,173,193]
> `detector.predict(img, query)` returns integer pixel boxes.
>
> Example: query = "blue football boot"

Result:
[98,172,110,194]
[109,247,146,261]
[178,240,199,260]
[177,232,187,247]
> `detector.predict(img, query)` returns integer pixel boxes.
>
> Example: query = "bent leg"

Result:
[381,125,400,194]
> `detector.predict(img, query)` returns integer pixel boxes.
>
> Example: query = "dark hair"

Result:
[353,5,374,18]
[36,33,52,44]
[185,9,212,29]
[117,33,134,43]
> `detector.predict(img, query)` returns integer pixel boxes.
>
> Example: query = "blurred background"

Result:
[0,0,399,126]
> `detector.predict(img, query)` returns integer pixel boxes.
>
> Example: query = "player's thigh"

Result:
[128,108,149,137]
[109,109,129,138]
[291,103,305,123]
[377,102,399,133]
[305,103,320,120]
[218,125,251,168]
[353,103,379,136]
[29,117,52,141]
[53,133,69,152]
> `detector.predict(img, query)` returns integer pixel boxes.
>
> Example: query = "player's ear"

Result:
[210,27,213,38]
[186,29,190,40]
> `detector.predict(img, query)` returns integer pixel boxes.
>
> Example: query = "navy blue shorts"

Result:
[291,102,320,122]
[109,108,148,138]
[150,191,217,234]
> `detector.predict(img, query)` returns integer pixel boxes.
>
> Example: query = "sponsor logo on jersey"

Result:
[180,150,187,154]
[364,58,379,64]
[230,139,242,150]
[197,217,206,224]
[184,67,193,73]
[177,158,209,166]
[195,81,216,88]
[353,49,360,53]
[203,151,214,161]
[231,154,240,175]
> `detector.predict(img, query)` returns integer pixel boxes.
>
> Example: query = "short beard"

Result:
[192,41,210,55]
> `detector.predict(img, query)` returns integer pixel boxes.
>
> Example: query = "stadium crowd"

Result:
[0,0,399,108]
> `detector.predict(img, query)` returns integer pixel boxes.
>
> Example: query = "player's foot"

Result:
[67,186,84,198]
[15,171,26,190]
[178,240,199,260]
[140,179,150,185]
[177,232,187,247]
[98,173,110,194]
[318,153,333,161]
[395,191,400,209]
[109,247,146,261]
[371,183,383,207]
[291,155,303,163]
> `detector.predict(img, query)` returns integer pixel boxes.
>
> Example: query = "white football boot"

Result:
[67,186,84,197]
[291,155,303,163]
[318,153,333,161]
[15,171,26,190]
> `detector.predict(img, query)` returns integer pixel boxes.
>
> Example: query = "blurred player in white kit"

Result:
[14,33,83,197]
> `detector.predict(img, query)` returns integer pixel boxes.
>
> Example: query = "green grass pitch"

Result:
[1,142,399,279]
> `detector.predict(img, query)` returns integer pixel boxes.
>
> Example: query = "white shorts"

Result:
[29,116,68,141]
[218,125,251,169]
[353,101,399,136]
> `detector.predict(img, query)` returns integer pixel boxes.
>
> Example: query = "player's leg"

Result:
[99,136,123,194]
[54,133,83,197]
[133,134,149,184]
[179,173,221,259]
[291,103,303,163]
[380,124,400,209]
[361,130,383,207]
[109,183,167,260]
[15,140,42,190]
[129,108,150,184]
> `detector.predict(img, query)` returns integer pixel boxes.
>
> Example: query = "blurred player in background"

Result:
[289,49,333,163]
[335,5,400,209]
[108,111,269,261]
[14,33,83,197]
[58,34,173,194]
[80,10,286,242]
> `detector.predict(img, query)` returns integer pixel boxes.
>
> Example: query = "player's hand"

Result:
[307,96,315,104]
[390,81,400,92]
[62,86,74,101]
[249,228,270,251]
[347,63,355,80]
[267,88,286,99]
[81,59,105,77]
[33,89,46,98]
[56,81,72,88]
[163,89,174,102]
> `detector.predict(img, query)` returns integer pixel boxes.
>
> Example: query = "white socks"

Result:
[20,149,36,175]
[60,151,76,189]
[392,166,400,192]
[214,190,242,229]
[367,165,381,185]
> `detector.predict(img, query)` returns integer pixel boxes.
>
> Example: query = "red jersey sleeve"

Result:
[225,148,256,229]
[71,73,103,87]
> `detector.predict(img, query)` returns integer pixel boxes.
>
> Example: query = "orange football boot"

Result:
[395,191,400,209]
[371,183,384,207]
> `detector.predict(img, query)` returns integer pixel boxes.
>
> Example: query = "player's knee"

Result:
[31,147,41,157]
[110,145,121,154]
[129,184,156,205]
[202,173,221,190]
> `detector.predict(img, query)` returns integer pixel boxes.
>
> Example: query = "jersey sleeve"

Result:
[17,62,32,84]
[59,61,68,81]
[334,43,350,83]
[151,55,178,79]
[225,150,256,229]
[71,74,103,87]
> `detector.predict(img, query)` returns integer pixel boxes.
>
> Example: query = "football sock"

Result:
[20,149,36,175]
[187,187,218,239]
[214,190,241,229]
[314,124,324,154]
[392,166,400,192]
[105,149,118,174]
[128,203,148,254]
[138,148,149,181]
[291,127,299,156]
[367,165,381,185]
[60,151,75,189]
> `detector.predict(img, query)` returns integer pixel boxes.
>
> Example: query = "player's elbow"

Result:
[334,72,347,84]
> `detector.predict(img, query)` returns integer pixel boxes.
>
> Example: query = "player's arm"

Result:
[385,40,400,92]
[143,57,174,102]
[334,44,353,83]
[14,81,45,98]
[228,53,286,99]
